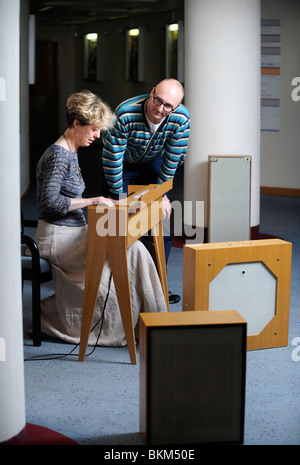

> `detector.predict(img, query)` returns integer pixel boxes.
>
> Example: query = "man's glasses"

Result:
[152,88,178,113]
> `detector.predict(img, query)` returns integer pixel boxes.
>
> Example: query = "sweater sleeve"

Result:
[157,116,190,184]
[39,150,71,218]
[102,119,128,197]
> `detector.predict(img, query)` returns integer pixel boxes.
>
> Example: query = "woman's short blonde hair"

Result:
[65,89,115,131]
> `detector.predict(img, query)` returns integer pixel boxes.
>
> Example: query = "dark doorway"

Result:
[29,40,59,182]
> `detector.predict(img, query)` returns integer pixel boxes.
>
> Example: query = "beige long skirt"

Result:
[35,220,167,346]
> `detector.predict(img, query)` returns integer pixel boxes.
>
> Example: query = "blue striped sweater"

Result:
[102,94,190,196]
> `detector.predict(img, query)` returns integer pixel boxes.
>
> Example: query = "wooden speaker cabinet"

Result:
[139,310,246,445]
[182,239,292,350]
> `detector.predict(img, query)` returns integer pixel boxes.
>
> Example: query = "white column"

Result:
[184,0,261,238]
[0,0,26,443]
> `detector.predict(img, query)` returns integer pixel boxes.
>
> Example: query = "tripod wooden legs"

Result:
[78,231,137,364]
[79,208,169,364]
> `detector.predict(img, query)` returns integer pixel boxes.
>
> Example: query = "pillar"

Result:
[184,0,261,239]
[0,0,26,443]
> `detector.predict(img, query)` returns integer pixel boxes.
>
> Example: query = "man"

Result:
[101,78,190,303]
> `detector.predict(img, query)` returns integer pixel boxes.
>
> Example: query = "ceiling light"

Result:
[86,33,98,41]
[169,23,178,32]
[129,28,139,37]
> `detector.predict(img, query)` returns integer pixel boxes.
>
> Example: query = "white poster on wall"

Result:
[261,19,280,132]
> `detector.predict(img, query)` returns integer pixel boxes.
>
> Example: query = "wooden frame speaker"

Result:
[182,239,292,350]
[139,311,247,445]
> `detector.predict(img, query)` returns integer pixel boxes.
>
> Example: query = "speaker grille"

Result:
[147,324,246,445]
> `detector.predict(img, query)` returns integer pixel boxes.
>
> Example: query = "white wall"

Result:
[261,0,300,190]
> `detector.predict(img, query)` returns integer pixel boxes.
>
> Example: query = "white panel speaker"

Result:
[208,155,251,243]
[139,311,246,445]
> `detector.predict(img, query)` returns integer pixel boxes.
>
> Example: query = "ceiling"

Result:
[29,0,184,26]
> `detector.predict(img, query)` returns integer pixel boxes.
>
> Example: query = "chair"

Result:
[21,211,52,346]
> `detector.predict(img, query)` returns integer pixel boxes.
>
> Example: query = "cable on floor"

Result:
[24,273,112,362]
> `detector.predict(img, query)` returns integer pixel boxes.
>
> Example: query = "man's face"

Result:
[147,84,182,124]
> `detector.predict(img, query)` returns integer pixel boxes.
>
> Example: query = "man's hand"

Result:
[162,195,172,220]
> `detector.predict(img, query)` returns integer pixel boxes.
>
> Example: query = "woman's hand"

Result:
[94,196,115,207]
[68,196,115,211]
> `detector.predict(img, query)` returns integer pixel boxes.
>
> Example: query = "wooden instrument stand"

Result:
[78,179,172,364]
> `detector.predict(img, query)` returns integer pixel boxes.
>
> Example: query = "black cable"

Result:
[24,273,112,362]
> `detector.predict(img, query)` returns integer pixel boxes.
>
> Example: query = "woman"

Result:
[34,90,167,347]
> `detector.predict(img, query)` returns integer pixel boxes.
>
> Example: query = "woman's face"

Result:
[74,120,101,147]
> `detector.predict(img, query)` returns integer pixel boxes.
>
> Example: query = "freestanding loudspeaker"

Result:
[139,310,247,445]
[182,239,292,350]
[208,155,252,243]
